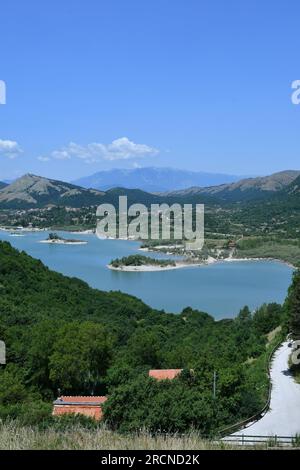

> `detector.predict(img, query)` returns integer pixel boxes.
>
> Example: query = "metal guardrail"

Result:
[217,338,284,437]
[222,434,298,447]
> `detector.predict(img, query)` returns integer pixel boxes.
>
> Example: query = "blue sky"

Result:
[0,0,300,181]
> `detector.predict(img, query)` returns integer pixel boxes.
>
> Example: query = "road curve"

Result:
[232,341,300,438]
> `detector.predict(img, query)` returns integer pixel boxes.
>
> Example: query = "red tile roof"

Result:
[53,397,107,421]
[57,396,107,404]
[149,369,182,380]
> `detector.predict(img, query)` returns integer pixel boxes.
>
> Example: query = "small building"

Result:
[52,396,107,421]
[149,369,182,381]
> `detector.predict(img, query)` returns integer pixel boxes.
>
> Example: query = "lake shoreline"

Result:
[0,229,293,317]
[1,226,296,269]
[39,239,88,245]
[139,245,297,270]
[107,262,205,272]
[108,256,218,272]
[107,256,296,272]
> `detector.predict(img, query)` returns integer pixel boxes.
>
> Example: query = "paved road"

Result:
[231,341,300,438]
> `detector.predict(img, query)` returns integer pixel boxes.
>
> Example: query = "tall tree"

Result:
[285,270,300,339]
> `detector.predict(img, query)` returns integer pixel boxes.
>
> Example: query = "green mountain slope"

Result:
[228,174,300,236]
[163,170,300,202]
[0,241,286,433]
[0,174,217,210]
[0,174,106,209]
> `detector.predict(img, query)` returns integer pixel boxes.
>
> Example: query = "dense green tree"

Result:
[285,270,300,339]
[253,303,282,335]
[0,364,29,405]
[0,241,288,431]
[49,322,114,394]
[103,374,217,434]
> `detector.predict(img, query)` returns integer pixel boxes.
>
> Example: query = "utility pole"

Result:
[0,340,6,366]
[213,371,217,399]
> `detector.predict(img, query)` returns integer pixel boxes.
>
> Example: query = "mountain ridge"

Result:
[0,173,106,209]
[0,170,299,209]
[72,167,246,192]
[161,170,300,201]
[0,174,220,209]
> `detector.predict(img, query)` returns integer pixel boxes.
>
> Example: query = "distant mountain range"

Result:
[0,174,213,209]
[0,170,299,209]
[162,170,300,201]
[285,174,300,195]
[72,167,245,192]
[268,173,300,207]
[0,182,8,190]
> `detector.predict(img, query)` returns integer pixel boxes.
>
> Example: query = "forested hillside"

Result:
[0,241,291,433]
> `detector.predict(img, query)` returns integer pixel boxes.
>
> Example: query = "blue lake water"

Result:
[0,230,294,319]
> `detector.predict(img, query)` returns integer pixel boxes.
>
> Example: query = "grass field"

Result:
[235,239,300,267]
[2,422,298,450]
[0,422,269,450]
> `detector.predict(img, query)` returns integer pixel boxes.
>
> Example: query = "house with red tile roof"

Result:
[53,370,185,420]
[52,396,107,421]
[149,369,182,380]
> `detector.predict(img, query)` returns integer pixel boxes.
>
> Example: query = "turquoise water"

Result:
[0,230,294,318]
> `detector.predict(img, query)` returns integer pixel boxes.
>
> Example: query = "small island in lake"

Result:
[40,232,88,245]
[108,254,177,271]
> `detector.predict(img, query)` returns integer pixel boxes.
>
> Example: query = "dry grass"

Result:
[0,422,266,450]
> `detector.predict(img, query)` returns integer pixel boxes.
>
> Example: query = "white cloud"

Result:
[41,137,159,163]
[104,137,159,160]
[0,139,23,159]
[37,156,50,162]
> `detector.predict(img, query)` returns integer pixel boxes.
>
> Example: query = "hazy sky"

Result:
[0,0,300,181]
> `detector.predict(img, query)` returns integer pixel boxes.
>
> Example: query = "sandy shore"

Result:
[107,257,216,272]
[107,255,296,272]
[108,264,180,272]
[0,226,48,233]
[139,245,184,252]
[68,229,95,235]
[39,240,87,245]
[140,243,297,270]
